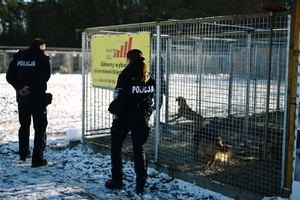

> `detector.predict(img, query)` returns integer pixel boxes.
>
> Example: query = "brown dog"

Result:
[169,96,205,128]
[193,127,232,168]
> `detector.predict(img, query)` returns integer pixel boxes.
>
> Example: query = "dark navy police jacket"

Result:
[6,46,51,103]
[110,61,155,130]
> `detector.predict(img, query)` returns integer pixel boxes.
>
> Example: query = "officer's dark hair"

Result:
[127,49,149,85]
[31,38,46,48]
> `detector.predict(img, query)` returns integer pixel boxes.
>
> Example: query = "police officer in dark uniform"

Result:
[6,38,51,168]
[105,49,155,194]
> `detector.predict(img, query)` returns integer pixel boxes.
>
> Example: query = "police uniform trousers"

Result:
[18,99,47,162]
[110,115,150,187]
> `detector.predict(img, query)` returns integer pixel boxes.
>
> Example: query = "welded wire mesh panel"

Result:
[49,52,82,73]
[82,27,158,152]
[82,32,113,140]
[0,52,5,73]
[0,51,14,73]
[158,15,288,197]
[82,13,289,197]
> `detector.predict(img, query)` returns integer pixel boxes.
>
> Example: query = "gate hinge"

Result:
[291,97,296,105]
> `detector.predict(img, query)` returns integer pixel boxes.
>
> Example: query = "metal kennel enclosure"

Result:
[80,6,299,199]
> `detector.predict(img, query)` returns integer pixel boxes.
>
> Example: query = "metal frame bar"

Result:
[79,12,290,33]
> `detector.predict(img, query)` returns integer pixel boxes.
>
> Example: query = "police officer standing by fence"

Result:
[106,49,155,194]
[6,38,51,168]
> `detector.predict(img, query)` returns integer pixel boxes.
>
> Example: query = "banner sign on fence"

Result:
[91,32,151,88]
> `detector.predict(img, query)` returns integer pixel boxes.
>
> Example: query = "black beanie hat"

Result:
[31,38,46,48]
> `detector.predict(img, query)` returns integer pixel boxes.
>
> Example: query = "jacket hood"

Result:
[122,61,140,74]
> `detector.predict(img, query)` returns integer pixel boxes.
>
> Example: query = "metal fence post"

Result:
[285,0,300,197]
[154,25,161,162]
[263,12,274,160]
[81,32,86,139]
[228,42,234,117]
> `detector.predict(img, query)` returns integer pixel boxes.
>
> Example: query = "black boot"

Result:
[20,150,31,161]
[105,179,123,189]
[136,185,144,194]
[31,159,48,168]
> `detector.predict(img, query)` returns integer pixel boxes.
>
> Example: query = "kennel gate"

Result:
[80,10,297,199]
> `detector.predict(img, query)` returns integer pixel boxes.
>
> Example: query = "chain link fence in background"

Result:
[0,47,82,74]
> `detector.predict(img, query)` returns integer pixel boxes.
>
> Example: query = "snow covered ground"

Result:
[0,73,288,199]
